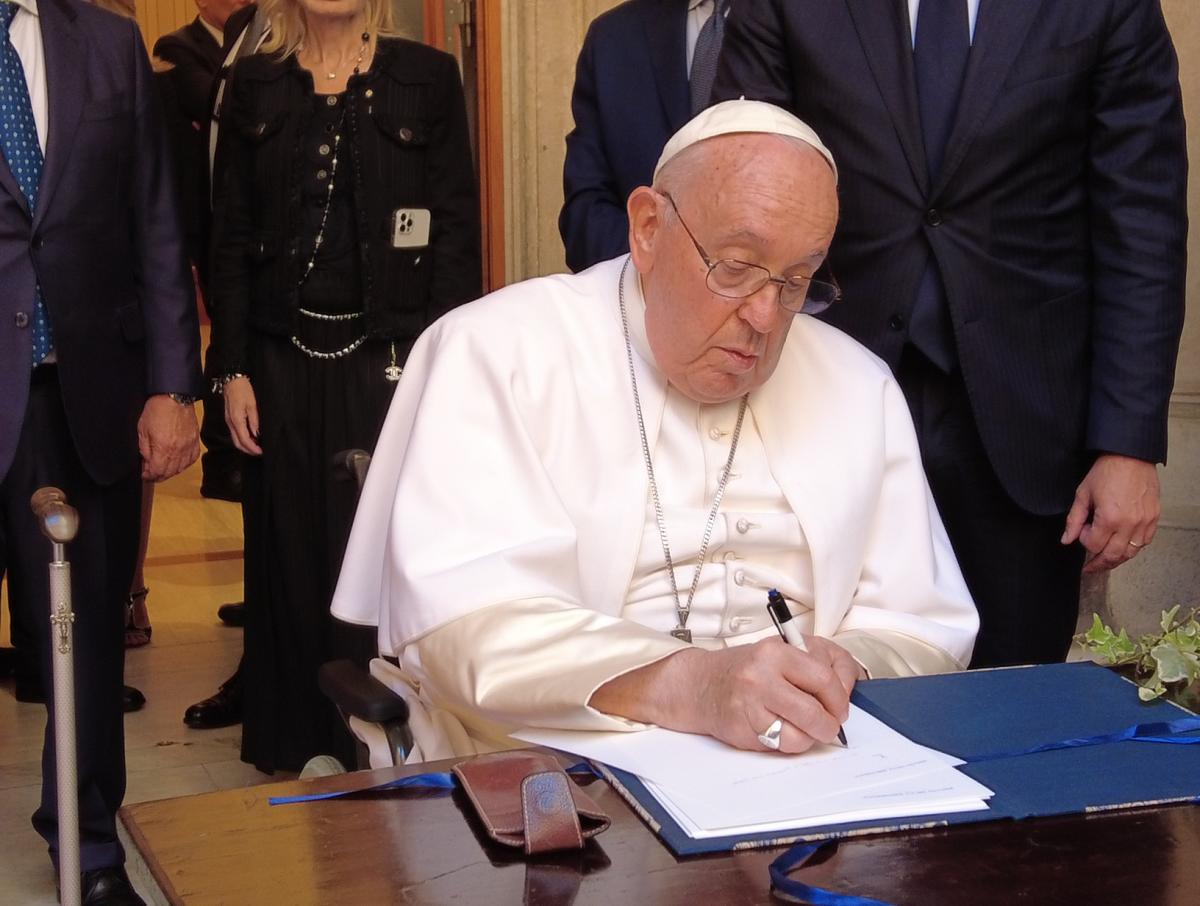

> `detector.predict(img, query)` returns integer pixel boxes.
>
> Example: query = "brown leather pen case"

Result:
[453,751,611,855]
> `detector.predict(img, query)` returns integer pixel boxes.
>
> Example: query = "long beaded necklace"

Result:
[290,30,405,380]
[296,31,369,292]
[617,258,748,643]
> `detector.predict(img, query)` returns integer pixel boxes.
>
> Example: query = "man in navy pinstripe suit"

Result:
[715,0,1187,667]
[560,0,726,272]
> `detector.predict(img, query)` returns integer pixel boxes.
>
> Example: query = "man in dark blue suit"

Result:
[0,1,202,902]
[560,0,729,272]
[715,0,1187,667]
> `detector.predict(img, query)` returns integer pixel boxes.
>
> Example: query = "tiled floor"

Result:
[0,451,271,904]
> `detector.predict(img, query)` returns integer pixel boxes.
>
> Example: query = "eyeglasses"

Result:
[661,192,842,316]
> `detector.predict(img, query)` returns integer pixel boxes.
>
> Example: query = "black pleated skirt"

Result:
[239,319,404,774]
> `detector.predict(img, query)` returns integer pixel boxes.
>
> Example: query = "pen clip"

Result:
[767,598,785,636]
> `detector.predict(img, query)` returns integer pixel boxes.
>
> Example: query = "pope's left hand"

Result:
[1061,454,1160,574]
[138,394,201,482]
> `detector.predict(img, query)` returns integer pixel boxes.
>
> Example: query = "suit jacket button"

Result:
[254,122,268,137]
[398,127,413,142]
[889,314,906,330]
[15,311,29,328]
[924,208,943,227]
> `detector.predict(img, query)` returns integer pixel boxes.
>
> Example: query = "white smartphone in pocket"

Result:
[391,208,431,249]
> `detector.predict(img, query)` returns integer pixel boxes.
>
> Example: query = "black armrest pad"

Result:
[318,659,410,725]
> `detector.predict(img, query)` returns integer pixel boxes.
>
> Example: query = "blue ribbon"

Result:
[268,762,597,806]
[769,843,895,905]
[961,715,1200,764]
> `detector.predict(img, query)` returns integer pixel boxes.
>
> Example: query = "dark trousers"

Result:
[895,347,1085,667]
[0,368,140,870]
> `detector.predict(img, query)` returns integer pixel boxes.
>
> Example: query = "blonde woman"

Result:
[208,0,481,772]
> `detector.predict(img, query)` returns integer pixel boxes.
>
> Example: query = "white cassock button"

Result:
[736,518,751,534]
[721,551,741,562]
[709,426,723,440]
[734,569,746,586]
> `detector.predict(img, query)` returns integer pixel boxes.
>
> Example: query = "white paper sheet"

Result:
[514,704,992,837]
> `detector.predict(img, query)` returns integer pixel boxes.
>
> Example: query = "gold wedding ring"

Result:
[757,718,784,750]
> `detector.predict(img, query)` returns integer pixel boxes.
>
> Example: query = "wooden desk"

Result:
[120,752,1200,905]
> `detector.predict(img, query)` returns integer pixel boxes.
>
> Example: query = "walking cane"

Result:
[31,487,81,906]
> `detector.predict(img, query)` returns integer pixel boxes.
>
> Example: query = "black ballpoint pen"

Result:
[767,588,849,747]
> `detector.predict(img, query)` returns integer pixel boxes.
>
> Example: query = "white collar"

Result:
[198,15,225,47]
[6,0,39,18]
[687,0,710,12]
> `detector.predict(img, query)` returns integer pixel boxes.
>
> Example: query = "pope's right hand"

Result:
[673,637,857,753]
[224,376,263,456]
[592,635,859,754]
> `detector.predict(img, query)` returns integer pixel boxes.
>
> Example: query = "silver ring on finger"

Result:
[757,717,784,751]
[1127,540,1145,549]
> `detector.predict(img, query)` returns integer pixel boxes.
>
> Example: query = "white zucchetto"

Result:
[653,98,838,184]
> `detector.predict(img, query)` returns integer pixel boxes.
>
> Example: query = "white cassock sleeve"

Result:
[404,598,689,738]
[829,379,978,676]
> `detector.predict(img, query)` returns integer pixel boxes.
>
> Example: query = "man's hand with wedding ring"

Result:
[1062,454,1160,573]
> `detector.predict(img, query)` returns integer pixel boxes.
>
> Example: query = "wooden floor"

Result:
[0,442,273,904]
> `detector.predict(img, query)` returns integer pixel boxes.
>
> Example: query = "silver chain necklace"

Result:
[618,258,748,643]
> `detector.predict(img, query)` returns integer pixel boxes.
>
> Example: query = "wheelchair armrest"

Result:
[318,659,410,725]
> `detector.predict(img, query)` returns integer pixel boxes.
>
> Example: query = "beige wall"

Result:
[135,0,195,50]
[1163,0,1199,404]
[501,1,621,282]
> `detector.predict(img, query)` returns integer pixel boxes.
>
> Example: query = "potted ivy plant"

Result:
[1076,606,1200,710]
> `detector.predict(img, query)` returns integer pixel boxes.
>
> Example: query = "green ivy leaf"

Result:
[1160,605,1182,635]
[1076,607,1200,701]
[1149,644,1200,686]
[1138,684,1161,702]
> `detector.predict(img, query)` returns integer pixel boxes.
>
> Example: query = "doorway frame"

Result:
[423,0,505,292]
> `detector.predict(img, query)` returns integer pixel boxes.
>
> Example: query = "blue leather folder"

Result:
[597,662,1200,856]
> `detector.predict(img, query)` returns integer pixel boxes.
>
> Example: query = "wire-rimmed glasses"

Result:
[661,192,841,315]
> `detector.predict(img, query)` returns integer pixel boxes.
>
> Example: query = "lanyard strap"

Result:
[769,843,895,905]
[960,715,1200,763]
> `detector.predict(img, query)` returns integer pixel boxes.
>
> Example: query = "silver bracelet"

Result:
[211,373,249,395]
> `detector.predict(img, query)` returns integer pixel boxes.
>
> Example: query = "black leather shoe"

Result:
[200,468,242,503]
[122,685,146,713]
[184,674,242,729]
[216,601,245,627]
[79,866,146,906]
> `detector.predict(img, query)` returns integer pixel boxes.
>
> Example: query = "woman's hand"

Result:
[223,377,263,456]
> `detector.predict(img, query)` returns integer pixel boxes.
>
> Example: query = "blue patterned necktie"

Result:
[689,0,730,115]
[0,1,53,366]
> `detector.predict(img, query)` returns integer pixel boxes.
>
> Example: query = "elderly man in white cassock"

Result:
[332,100,979,763]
